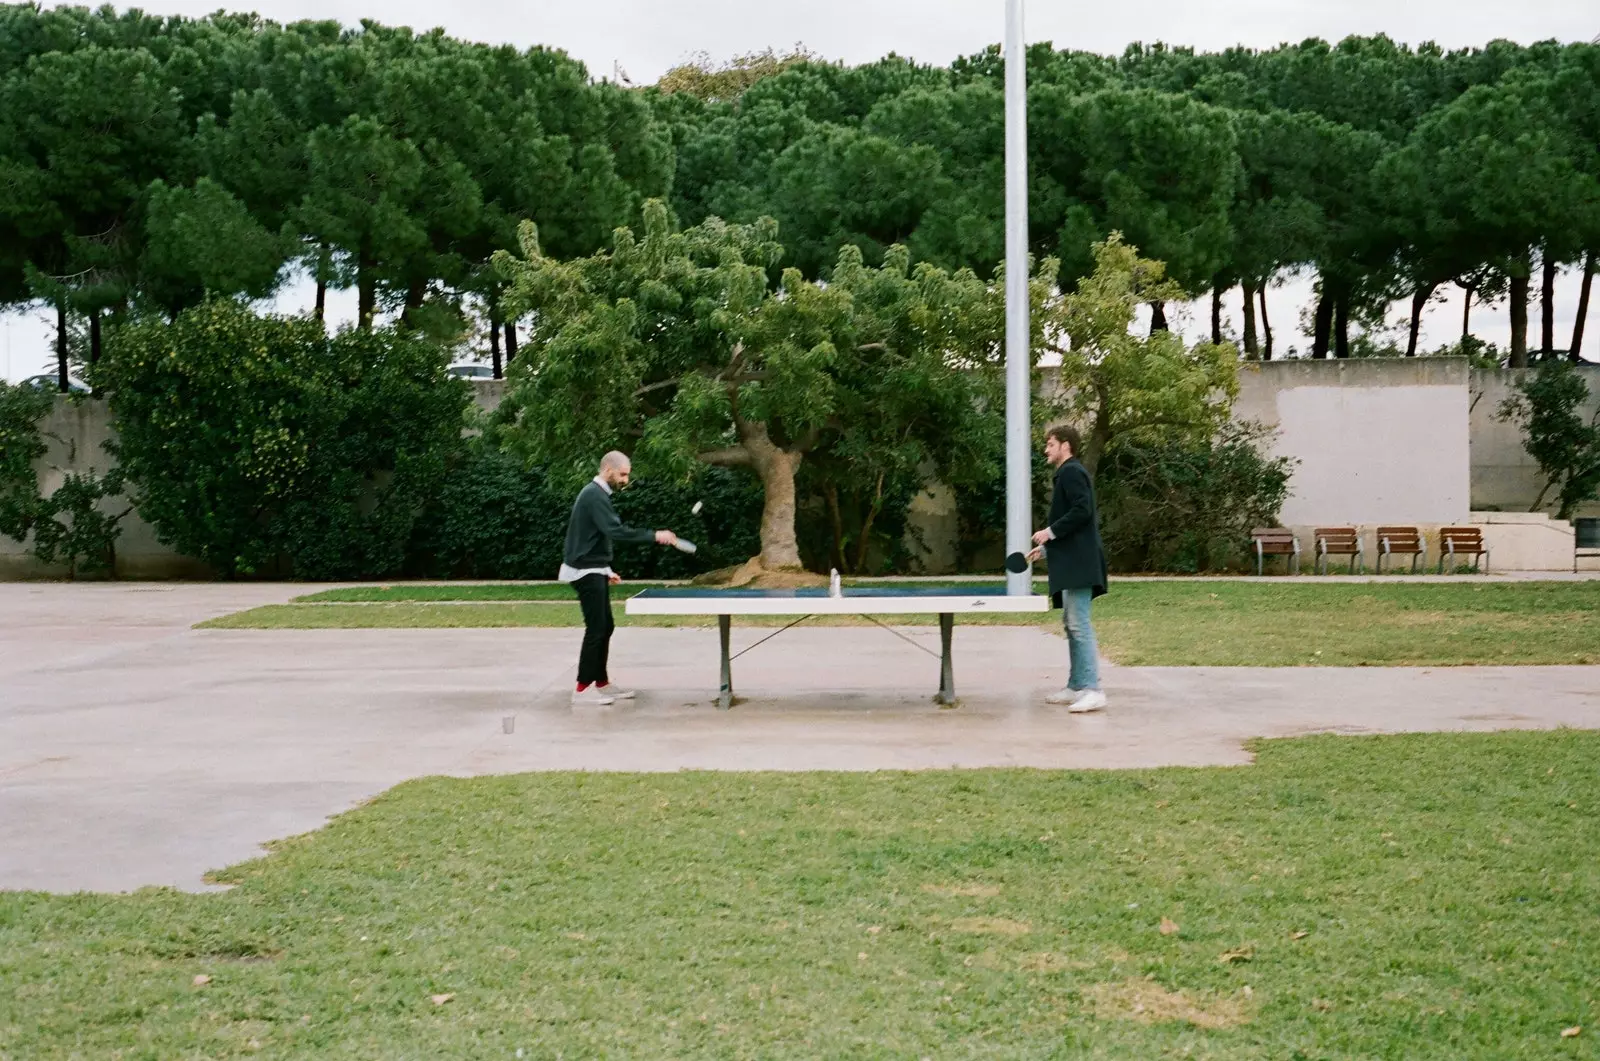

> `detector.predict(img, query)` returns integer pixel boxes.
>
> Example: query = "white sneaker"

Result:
[1045,687,1083,705]
[571,686,616,706]
[1067,689,1107,713]
[597,685,635,700]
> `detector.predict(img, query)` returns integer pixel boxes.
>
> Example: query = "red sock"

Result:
[575,681,590,692]
[597,681,610,688]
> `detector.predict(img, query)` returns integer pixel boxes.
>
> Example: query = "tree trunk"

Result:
[504,321,518,363]
[1312,292,1333,359]
[1241,284,1258,357]
[1460,281,1475,339]
[1509,271,1530,368]
[824,482,846,572]
[56,301,69,392]
[1082,382,1113,476]
[1334,294,1350,359]
[703,422,808,572]
[753,447,803,570]
[1259,286,1274,361]
[489,314,502,380]
[357,242,376,331]
[853,473,886,574]
[313,243,329,323]
[400,280,426,329]
[1406,283,1435,357]
[88,309,102,396]
[1148,300,1168,334]
[1541,252,1556,357]
[1210,285,1223,345]
[1570,251,1594,363]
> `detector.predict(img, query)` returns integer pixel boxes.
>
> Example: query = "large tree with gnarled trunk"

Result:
[492,199,1004,573]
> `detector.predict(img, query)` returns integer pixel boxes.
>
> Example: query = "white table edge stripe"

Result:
[624,595,1051,616]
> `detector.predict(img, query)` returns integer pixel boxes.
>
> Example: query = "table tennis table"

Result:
[625,585,1049,709]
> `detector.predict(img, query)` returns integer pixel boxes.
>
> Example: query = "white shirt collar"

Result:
[592,475,612,495]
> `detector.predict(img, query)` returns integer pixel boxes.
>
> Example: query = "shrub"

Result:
[30,468,131,578]
[952,450,1054,573]
[794,465,924,576]
[613,466,765,579]
[0,381,52,543]
[407,444,764,581]
[102,301,469,578]
[406,446,567,580]
[1096,423,1293,572]
[1497,359,1600,520]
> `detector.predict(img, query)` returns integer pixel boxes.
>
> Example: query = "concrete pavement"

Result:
[2,582,1597,894]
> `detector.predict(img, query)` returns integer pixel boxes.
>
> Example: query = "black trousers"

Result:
[573,573,614,685]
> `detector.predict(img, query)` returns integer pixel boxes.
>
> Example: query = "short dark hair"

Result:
[1046,424,1081,456]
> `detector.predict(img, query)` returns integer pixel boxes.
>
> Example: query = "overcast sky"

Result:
[5,1,1597,379]
[45,0,1598,83]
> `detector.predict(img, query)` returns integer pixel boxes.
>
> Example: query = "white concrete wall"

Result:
[1235,359,1472,527]
[1472,511,1577,572]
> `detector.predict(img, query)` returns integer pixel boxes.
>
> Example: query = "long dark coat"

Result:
[1043,457,1108,603]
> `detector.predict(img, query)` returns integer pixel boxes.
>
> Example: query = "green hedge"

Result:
[1096,425,1293,573]
[406,444,764,581]
[103,302,470,579]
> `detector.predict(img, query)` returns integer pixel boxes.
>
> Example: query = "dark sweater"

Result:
[563,480,655,568]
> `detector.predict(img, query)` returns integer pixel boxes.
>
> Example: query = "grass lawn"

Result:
[200,581,1600,667]
[2,732,1595,1058]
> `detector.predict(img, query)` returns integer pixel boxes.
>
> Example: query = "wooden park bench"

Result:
[1251,527,1301,576]
[1375,525,1427,574]
[1575,517,1600,573]
[1313,526,1364,575]
[1438,526,1489,573]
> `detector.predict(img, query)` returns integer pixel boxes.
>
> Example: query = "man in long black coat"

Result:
[1027,424,1109,712]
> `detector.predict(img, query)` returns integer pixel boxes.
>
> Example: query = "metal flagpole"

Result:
[1004,0,1032,596]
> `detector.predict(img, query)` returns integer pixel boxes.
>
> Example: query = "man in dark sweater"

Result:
[560,451,678,705]
[1026,424,1110,712]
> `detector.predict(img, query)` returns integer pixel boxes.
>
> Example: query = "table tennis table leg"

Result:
[717,614,733,710]
[935,612,956,706]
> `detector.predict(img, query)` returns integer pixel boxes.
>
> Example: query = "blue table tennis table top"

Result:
[630,585,1013,599]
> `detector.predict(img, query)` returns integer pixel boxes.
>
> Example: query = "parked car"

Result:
[446,363,496,380]
[20,373,89,394]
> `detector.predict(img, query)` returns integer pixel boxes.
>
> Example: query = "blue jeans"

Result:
[1062,588,1100,691]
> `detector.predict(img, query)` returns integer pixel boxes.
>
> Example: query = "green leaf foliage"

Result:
[100,300,469,578]
[1039,235,1241,473]
[0,379,53,542]
[1497,361,1600,520]
[29,467,130,578]
[1097,422,1294,572]
[405,444,763,580]
[493,199,1004,570]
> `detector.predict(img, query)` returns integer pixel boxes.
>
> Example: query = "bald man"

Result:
[560,451,678,706]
